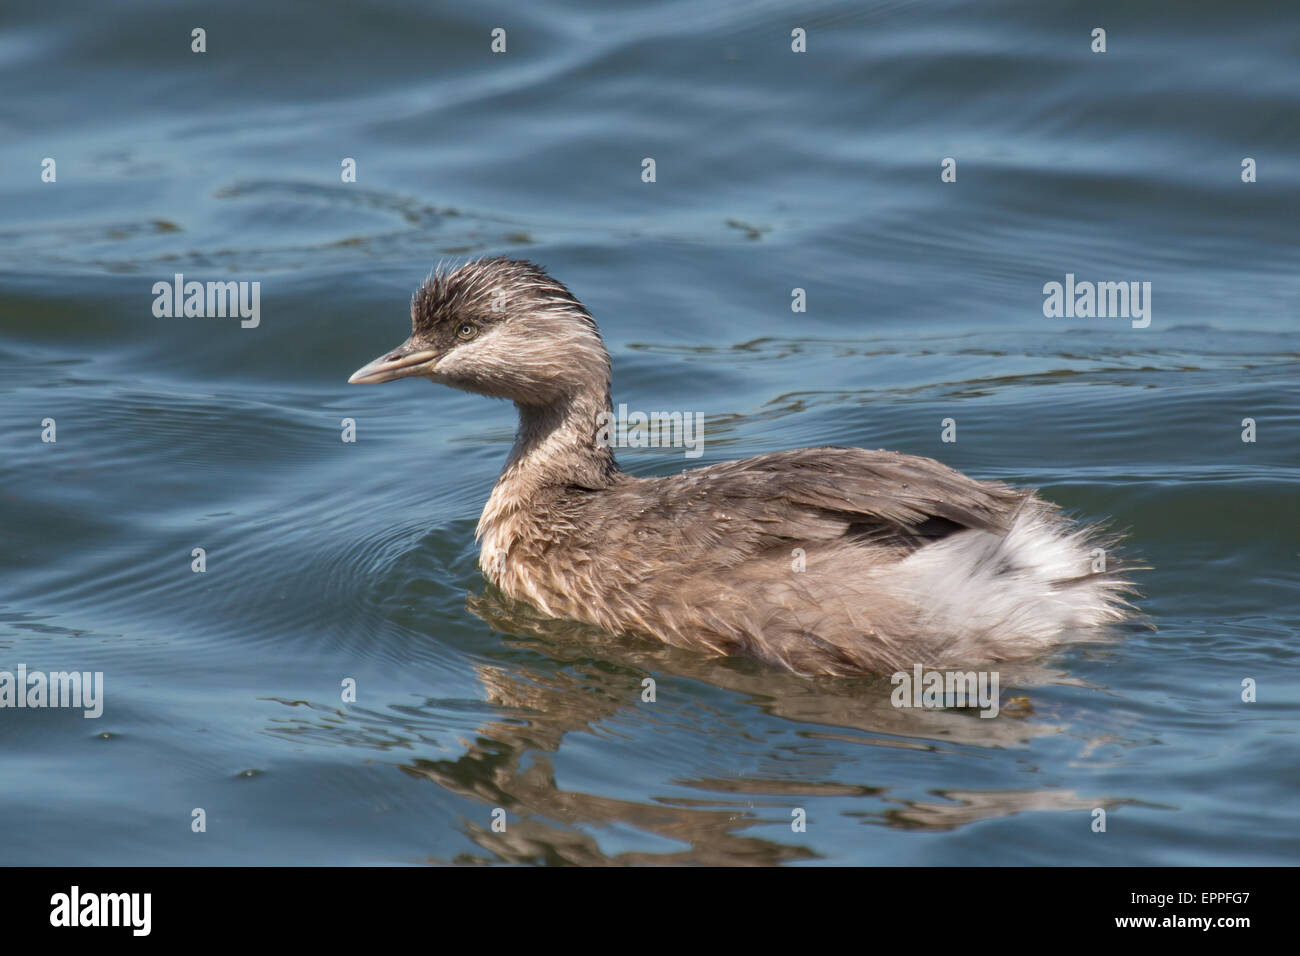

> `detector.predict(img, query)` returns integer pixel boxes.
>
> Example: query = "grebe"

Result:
[349,258,1131,676]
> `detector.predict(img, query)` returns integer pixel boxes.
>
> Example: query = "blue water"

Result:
[1,0,1297,865]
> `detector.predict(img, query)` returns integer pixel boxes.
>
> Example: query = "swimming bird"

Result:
[349,257,1131,676]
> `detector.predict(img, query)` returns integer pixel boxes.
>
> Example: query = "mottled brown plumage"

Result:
[350,258,1131,676]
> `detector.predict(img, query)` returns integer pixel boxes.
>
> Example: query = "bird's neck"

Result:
[476,388,619,552]
[508,387,618,485]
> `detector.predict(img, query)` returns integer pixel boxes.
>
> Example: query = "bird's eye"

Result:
[456,322,478,341]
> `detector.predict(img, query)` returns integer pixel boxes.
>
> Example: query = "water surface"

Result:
[1,0,1297,865]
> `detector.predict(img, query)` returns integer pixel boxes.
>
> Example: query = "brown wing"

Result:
[577,446,1026,572]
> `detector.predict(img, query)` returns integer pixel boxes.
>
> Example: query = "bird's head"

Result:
[348,257,610,407]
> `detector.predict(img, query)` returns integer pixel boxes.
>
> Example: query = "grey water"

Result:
[1,0,1297,864]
